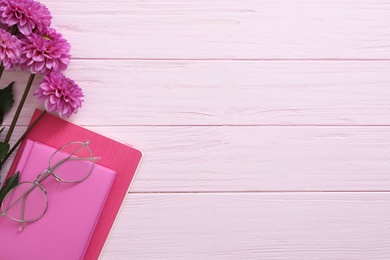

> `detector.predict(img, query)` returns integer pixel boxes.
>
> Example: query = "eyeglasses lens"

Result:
[48,142,94,183]
[2,182,47,223]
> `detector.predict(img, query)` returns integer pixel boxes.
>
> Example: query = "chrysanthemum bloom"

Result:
[34,72,84,118]
[0,28,21,69]
[0,0,51,35]
[0,0,7,12]
[20,28,71,74]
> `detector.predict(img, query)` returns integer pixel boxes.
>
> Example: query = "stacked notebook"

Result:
[1,109,143,259]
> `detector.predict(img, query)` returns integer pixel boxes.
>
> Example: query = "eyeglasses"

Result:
[0,140,99,231]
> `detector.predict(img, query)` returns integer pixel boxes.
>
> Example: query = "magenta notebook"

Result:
[0,139,116,260]
[5,109,143,259]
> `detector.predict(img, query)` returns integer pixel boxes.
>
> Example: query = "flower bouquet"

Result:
[0,0,83,197]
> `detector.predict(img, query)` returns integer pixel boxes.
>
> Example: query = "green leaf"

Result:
[0,171,19,201]
[0,142,9,160]
[0,81,15,125]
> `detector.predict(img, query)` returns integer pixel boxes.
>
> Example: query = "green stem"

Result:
[11,25,18,35]
[1,110,47,166]
[4,73,36,144]
[0,63,4,79]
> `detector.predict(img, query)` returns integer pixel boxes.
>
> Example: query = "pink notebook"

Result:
[0,139,116,260]
[6,109,143,259]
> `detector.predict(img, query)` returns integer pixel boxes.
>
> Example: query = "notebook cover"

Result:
[6,109,143,259]
[0,139,116,260]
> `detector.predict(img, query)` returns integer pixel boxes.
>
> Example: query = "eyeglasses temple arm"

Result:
[34,169,52,184]
[18,193,27,232]
[66,156,101,162]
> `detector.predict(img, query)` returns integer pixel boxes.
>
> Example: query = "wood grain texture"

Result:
[4,125,390,193]
[101,192,390,259]
[38,0,390,59]
[1,61,390,126]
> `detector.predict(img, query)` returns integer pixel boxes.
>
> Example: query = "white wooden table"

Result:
[2,0,390,259]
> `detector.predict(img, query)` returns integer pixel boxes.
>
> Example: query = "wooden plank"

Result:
[95,125,390,192]
[3,125,390,192]
[39,0,390,59]
[101,192,390,259]
[1,61,390,126]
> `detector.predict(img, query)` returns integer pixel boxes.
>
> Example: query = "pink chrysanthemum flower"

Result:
[0,28,21,69]
[34,72,84,118]
[0,0,7,11]
[20,28,71,74]
[0,0,51,35]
